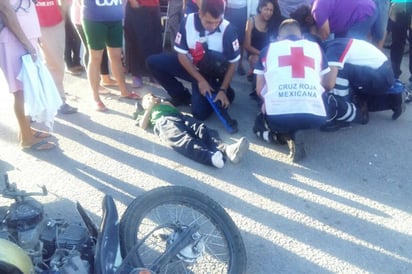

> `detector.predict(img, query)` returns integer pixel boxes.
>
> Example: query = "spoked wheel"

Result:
[119,186,247,274]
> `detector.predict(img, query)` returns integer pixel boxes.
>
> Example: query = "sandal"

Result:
[120,91,141,100]
[96,101,108,112]
[22,139,56,151]
[32,130,52,139]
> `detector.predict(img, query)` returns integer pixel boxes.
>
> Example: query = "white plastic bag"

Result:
[17,54,63,130]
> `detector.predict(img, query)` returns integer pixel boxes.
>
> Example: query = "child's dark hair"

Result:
[289,5,312,33]
[200,0,225,18]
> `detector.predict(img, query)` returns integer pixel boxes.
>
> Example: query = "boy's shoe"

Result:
[58,103,78,114]
[225,137,249,164]
[211,151,224,168]
[285,131,306,162]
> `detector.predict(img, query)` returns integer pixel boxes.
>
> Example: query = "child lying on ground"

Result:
[136,93,249,168]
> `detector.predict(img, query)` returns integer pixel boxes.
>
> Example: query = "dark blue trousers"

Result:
[153,114,224,167]
[147,52,221,120]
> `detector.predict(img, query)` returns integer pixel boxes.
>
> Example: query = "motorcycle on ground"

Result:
[0,174,247,274]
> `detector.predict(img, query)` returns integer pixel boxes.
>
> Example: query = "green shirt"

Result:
[149,104,180,126]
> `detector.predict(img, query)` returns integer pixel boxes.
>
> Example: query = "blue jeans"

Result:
[153,114,224,167]
[147,52,230,120]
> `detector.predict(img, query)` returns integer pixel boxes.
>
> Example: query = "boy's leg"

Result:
[154,116,221,167]
[182,114,224,150]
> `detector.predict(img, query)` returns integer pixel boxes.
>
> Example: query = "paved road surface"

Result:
[0,56,411,273]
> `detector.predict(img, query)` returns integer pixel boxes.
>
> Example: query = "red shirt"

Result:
[137,0,159,7]
[35,0,63,27]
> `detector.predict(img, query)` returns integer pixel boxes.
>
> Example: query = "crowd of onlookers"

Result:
[0,0,410,164]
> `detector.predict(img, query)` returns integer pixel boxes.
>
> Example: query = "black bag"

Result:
[197,44,229,80]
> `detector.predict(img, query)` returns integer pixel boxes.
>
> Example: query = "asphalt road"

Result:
[1,55,411,273]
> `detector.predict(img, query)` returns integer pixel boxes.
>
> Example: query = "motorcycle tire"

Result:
[119,186,247,274]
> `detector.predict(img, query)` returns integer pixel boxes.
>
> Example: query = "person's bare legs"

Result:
[107,46,130,97]
[14,90,54,149]
[87,48,104,103]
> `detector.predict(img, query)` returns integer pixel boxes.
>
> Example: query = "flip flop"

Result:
[120,91,141,100]
[96,101,108,112]
[32,130,52,139]
[22,139,56,151]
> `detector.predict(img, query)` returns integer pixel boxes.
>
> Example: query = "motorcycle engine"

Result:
[2,198,44,253]
[40,221,95,272]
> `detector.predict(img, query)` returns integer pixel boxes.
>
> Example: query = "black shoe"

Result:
[253,113,275,143]
[320,121,351,132]
[58,103,78,114]
[355,99,369,124]
[392,93,406,120]
[286,131,306,162]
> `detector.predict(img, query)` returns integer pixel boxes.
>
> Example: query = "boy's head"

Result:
[142,93,161,110]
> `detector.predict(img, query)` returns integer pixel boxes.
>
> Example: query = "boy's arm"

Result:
[139,105,154,130]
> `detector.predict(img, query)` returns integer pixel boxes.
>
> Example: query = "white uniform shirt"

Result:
[255,38,330,116]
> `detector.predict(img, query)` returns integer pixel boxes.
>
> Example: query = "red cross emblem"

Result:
[278,47,315,78]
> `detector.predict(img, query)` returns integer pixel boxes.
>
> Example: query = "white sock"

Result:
[262,131,270,142]
[211,151,224,168]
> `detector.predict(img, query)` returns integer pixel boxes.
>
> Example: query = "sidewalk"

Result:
[1,56,412,273]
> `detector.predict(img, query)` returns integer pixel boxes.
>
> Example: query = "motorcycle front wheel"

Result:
[119,186,247,274]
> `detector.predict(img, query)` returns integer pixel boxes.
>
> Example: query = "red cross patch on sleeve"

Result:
[232,39,239,51]
[175,32,182,45]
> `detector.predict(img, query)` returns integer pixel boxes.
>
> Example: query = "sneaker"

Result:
[225,137,249,164]
[66,65,85,75]
[58,103,78,114]
[211,151,224,168]
[285,131,306,162]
